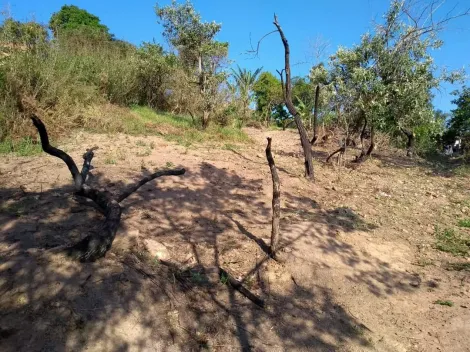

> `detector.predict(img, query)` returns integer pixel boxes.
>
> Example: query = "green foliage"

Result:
[446,262,470,271]
[228,66,263,123]
[0,137,43,156]
[435,227,470,257]
[49,5,112,39]
[253,71,285,126]
[434,300,454,307]
[458,218,470,228]
[443,87,470,148]
[0,18,48,48]
[317,0,455,154]
[156,0,229,128]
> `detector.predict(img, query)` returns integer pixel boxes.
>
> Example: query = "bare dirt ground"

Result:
[1,128,469,352]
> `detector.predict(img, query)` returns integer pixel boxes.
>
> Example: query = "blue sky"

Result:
[4,0,470,112]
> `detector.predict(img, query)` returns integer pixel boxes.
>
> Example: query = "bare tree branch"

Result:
[246,29,279,57]
[31,116,185,261]
[116,168,186,203]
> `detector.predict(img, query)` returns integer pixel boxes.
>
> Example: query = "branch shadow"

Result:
[0,154,422,351]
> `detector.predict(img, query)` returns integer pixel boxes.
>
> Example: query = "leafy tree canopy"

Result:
[49,5,112,39]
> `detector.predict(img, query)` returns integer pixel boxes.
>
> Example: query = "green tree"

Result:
[49,5,112,40]
[325,0,462,159]
[228,65,262,124]
[445,87,470,144]
[156,0,228,128]
[136,42,178,109]
[253,71,284,126]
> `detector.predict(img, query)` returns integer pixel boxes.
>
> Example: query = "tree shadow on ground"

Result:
[373,150,467,179]
[0,157,420,351]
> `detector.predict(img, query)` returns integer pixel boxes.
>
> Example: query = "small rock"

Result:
[144,239,170,261]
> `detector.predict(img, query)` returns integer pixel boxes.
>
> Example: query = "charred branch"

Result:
[273,14,314,179]
[310,85,320,145]
[265,138,281,257]
[31,116,185,262]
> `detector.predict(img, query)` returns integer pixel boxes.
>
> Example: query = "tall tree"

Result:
[229,65,262,124]
[253,71,284,127]
[49,5,112,39]
[326,0,468,160]
[156,0,228,128]
[445,87,470,143]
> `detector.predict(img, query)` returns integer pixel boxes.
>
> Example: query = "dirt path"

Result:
[1,128,469,351]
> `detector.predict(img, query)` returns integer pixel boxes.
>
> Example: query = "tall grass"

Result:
[0,18,248,150]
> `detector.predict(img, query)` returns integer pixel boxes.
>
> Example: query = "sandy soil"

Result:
[0,128,469,352]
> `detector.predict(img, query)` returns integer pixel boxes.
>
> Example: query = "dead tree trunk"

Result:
[310,85,320,145]
[31,116,185,262]
[265,137,280,257]
[359,113,368,157]
[366,124,375,156]
[273,15,314,180]
[400,127,415,157]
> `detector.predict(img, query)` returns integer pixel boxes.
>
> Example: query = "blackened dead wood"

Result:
[360,113,368,156]
[366,124,375,156]
[116,168,186,203]
[219,267,265,308]
[31,116,185,262]
[273,14,314,180]
[326,146,345,163]
[310,85,320,145]
[266,138,280,257]
[31,116,83,190]
[81,147,97,183]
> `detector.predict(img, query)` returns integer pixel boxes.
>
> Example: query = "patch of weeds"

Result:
[458,218,470,228]
[446,262,470,271]
[414,258,434,267]
[165,161,175,169]
[244,275,255,289]
[222,143,238,151]
[434,300,454,307]
[104,156,117,165]
[454,164,470,177]
[0,137,43,156]
[135,140,147,147]
[137,148,152,157]
[190,271,206,284]
[435,227,470,257]
[219,272,229,285]
[149,141,156,149]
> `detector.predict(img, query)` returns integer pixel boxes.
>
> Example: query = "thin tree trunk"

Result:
[310,85,320,145]
[273,15,314,179]
[266,137,280,257]
[360,112,367,156]
[366,124,375,156]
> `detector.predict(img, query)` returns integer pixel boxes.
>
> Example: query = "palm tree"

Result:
[229,65,263,123]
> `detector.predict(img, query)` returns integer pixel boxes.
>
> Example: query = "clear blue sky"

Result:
[4,0,470,112]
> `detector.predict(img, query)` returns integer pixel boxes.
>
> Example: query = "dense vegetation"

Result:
[0,0,468,159]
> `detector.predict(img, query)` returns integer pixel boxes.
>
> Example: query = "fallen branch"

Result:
[219,267,265,308]
[326,146,345,163]
[31,115,186,261]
